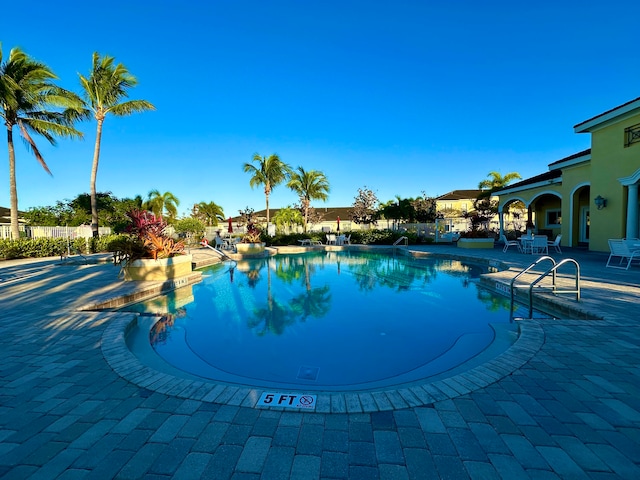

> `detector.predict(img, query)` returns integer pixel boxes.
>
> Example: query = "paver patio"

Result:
[1,245,639,479]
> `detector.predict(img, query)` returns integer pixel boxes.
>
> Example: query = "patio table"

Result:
[519,236,534,254]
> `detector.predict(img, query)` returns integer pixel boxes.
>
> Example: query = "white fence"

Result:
[0,224,111,240]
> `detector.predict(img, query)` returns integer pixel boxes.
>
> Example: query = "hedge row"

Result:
[0,230,434,260]
[265,230,429,246]
[0,234,130,260]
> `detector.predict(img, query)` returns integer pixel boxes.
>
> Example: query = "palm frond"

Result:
[109,99,155,116]
[17,120,52,175]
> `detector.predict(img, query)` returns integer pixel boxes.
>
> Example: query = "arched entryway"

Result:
[526,191,562,241]
[570,184,590,247]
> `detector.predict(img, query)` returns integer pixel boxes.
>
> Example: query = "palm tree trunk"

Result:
[303,198,310,233]
[265,193,270,225]
[7,127,20,240]
[90,119,104,238]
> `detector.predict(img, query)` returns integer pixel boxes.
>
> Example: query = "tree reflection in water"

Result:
[349,254,441,291]
[474,285,512,312]
[247,254,332,334]
[149,308,186,346]
[148,253,502,342]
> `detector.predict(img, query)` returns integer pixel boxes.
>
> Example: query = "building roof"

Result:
[494,148,592,196]
[436,190,483,201]
[574,97,640,133]
[0,206,13,222]
[547,148,591,168]
[494,170,562,194]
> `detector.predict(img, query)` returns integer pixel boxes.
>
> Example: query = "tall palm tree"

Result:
[1,45,85,239]
[287,166,330,232]
[243,153,291,226]
[143,189,180,222]
[79,52,155,237]
[195,201,224,226]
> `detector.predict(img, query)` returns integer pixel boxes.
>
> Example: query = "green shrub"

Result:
[173,218,206,246]
[0,238,67,259]
[0,233,136,260]
[266,232,325,246]
[265,230,429,246]
[350,229,422,245]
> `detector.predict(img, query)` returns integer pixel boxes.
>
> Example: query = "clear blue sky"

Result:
[2,0,639,219]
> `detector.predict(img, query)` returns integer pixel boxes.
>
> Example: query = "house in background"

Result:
[495,96,640,252]
[435,190,480,218]
[435,190,523,234]
[435,190,484,234]
[0,206,26,239]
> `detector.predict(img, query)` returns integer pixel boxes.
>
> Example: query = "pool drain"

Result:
[297,365,320,381]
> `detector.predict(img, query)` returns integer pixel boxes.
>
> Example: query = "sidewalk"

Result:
[1,246,639,479]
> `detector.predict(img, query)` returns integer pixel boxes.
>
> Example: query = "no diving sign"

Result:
[257,392,317,410]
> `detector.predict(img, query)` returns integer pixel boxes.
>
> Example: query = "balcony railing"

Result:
[625,123,640,148]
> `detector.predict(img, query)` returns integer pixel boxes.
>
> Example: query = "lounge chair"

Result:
[548,234,562,253]
[500,234,521,253]
[606,239,640,269]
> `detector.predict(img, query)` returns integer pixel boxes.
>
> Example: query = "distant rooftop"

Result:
[436,190,483,201]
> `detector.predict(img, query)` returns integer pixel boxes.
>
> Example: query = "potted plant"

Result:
[457,213,496,249]
[236,221,266,256]
[111,210,193,281]
[234,208,267,256]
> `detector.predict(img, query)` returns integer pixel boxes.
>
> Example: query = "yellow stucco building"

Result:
[495,96,640,252]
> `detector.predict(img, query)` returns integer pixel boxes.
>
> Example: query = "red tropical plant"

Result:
[117,209,185,260]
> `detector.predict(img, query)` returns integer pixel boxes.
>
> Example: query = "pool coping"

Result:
[101,314,544,413]
[100,248,548,413]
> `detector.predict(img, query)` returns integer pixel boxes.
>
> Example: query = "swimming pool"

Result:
[124,251,527,391]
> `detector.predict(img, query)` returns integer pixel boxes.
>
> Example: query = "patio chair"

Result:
[214,236,226,250]
[548,234,562,253]
[326,234,336,245]
[530,235,548,255]
[500,234,521,253]
[343,234,351,245]
[606,239,640,269]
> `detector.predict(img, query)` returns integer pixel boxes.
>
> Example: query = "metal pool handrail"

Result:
[510,256,581,319]
[393,236,408,246]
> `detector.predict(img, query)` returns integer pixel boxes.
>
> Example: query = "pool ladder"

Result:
[510,256,581,319]
[393,236,408,247]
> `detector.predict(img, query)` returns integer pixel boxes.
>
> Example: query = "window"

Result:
[546,209,561,227]
[625,123,640,147]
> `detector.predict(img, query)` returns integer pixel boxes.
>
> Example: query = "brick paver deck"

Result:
[1,245,639,479]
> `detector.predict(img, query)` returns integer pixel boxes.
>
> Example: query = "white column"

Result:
[626,183,639,239]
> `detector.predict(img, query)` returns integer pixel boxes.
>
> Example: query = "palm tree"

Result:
[272,206,303,234]
[478,171,522,197]
[287,166,330,232]
[243,153,291,226]
[195,201,224,226]
[143,189,180,221]
[79,52,155,237]
[1,46,85,239]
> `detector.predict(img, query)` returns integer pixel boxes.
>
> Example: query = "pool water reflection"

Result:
[128,251,519,390]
